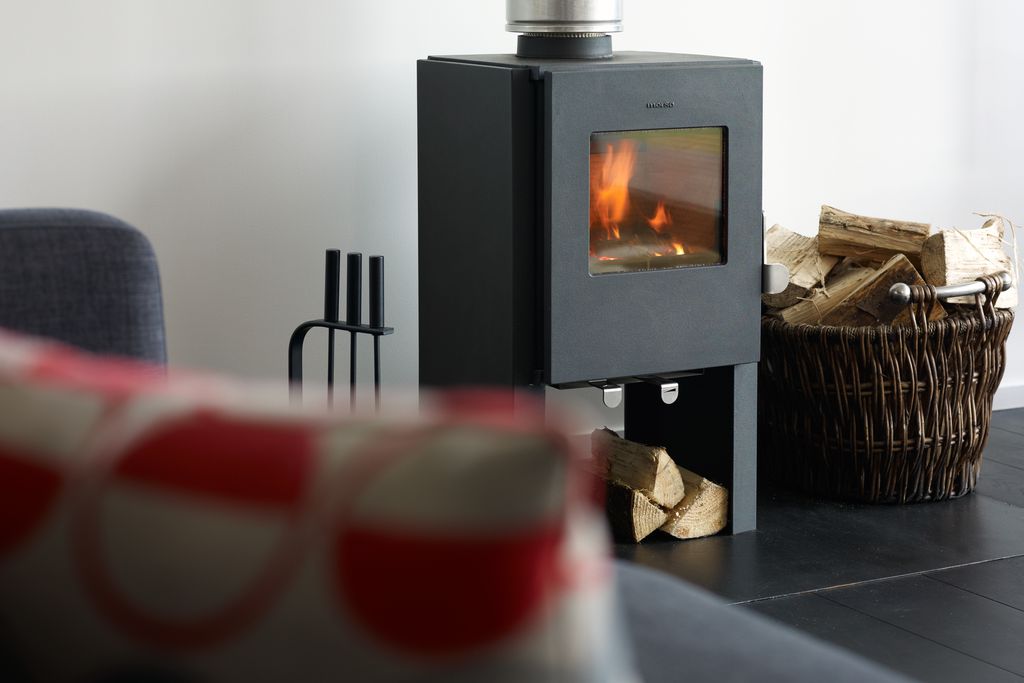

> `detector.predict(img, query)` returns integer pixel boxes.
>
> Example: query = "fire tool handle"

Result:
[324,250,342,407]
[346,253,362,410]
[346,253,362,325]
[369,256,384,328]
[324,250,341,323]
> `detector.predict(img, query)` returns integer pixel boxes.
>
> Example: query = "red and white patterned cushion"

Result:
[0,331,637,682]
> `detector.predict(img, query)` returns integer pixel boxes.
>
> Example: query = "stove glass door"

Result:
[589,126,725,275]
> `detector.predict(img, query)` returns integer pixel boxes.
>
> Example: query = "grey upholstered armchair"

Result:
[0,208,166,363]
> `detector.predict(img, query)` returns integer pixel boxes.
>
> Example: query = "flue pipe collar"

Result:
[506,0,623,34]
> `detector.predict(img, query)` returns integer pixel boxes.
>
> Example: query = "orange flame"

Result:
[647,201,672,234]
[590,141,637,241]
[590,139,696,264]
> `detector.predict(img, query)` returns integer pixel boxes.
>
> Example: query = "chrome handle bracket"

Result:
[588,380,623,408]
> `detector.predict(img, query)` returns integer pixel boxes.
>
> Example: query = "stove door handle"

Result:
[761,212,791,295]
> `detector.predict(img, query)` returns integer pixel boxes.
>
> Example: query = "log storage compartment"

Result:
[591,429,728,543]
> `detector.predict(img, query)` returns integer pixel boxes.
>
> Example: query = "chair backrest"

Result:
[0,208,166,363]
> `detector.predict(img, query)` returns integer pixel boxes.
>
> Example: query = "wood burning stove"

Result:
[418,3,776,534]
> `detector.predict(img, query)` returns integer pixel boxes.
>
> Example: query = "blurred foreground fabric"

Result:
[0,330,635,682]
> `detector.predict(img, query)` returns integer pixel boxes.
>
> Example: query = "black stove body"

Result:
[418,51,763,533]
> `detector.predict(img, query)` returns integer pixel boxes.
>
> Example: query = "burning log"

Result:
[762,224,839,309]
[921,218,1017,308]
[660,466,728,540]
[591,428,685,508]
[818,205,932,266]
[819,254,946,326]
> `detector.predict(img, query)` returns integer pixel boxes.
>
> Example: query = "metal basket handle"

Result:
[889,271,1012,305]
[889,271,1011,331]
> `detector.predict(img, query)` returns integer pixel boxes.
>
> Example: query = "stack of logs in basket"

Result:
[590,428,728,543]
[764,205,1016,325]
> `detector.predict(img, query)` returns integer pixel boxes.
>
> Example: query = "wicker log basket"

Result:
[760,273,1014,503]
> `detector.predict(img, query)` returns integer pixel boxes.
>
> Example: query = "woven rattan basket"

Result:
[760,273,1014,503]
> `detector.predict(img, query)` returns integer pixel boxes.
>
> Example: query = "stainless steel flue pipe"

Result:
[506,0,623,35]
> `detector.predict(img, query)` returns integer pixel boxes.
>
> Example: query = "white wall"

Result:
[964,0,1024,408]
[1,1,1022,407]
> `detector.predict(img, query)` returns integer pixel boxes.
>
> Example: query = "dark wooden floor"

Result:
[616,408,1024,682]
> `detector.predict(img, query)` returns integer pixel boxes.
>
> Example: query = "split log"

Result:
[826,255,877,280]
[762,224,839,309]
[591,428,685,508]
[605,481,669,543]
[771,260,875,325]
[660,466,728,540]
[818,205,932,266]
[819,254,946,326]
[920,219,1017,308]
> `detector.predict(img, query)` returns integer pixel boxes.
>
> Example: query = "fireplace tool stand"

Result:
[288,250,393,410]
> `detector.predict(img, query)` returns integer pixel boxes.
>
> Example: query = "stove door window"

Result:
[589,127,725,275]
